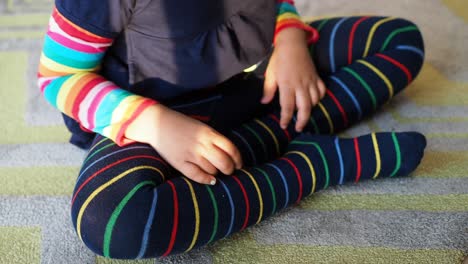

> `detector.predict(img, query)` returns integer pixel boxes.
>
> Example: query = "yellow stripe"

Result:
[56,72,87,111]
[182,178,200,252]
[240,169,264,224]
[254,119,280,156]
[357,60,394,98]
[40,53,98,73]
[76,166,163,241]
[87,137,109,154]
[106,96,145,140]
[371,133,382,179]
[318,103,334,133]
[277,13,301,21]
[363,17,395,57]
[285,151,317,195]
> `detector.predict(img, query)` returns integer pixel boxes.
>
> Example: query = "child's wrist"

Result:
[274,21,319,46]
[124,103,165,146]
[274,27,308,47]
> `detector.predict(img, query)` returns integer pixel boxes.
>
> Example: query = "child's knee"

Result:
[71,170,175,258]
[397,18,424,48]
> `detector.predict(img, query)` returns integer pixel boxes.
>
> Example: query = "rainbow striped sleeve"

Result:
[38,8,157,146]
[274,0,319,45]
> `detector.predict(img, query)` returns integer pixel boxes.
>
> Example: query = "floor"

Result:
[0,0,467,263]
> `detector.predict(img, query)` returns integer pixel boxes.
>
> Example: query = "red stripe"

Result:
[348,17,370,65]
[353,138,362,183]
[274,21,319,44]
[375,53,413,84]
[40,79,53,93]
[188,115,210,122]
[232,175,250,231]
[326,89,349,127]
[71,76,104,119]
[86,84,117,130]
[71,155,165,205]
[269,114,291,141]
[53,8,113,44]
[115,99,157,146]
[280,157,303,203]
[162,180,179,257]
[278,0,295,4]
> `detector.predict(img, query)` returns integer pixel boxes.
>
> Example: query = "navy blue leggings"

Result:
[71,16,425,259]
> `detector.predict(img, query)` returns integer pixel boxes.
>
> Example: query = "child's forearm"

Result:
[38,8,157,146]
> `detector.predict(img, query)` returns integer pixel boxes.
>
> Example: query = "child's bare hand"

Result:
[262,27,326,132]
[126,104,242,185]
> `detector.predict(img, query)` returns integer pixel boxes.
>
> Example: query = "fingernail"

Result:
[210,178,217,185]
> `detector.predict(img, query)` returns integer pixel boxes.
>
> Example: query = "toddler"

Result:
[38,0,427,259]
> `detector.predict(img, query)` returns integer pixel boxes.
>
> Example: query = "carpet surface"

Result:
[0,0,467,263]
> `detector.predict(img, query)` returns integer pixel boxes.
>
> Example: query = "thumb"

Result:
[261,69,277,104]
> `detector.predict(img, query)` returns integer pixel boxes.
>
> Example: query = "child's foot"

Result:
[284,132,427,190]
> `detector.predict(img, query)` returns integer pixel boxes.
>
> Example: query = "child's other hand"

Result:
[126,104,242,185]
[262,27,326,132]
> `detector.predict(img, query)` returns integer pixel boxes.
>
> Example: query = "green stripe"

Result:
[309,117,320,134]
[83,142,115,164]
[277,3,299,15]
[243,124,268,161]
[380,25,419,52]
[103,180,155,257]
[343,67,378,109]
[309,19,329,55]
[211,233,466,264]
[0,227,41,264]
[254,168,277,215]
[0,14,49,26]
[389,132,401,177]
[0,30,44,39]
[0,167,79,195]
[299,193,468,212]
[206,185,219,244]
[317,19,329,32]
[290,141,330,189]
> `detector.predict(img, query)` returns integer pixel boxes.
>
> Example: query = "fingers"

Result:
[212,135,243,170]
[261,66,278,104]
[280,87,295,129]
[202,145,235,175]
[181,162,217,185]
[317,78,326,99]
[295,89,312,132]
[194,156,218,175]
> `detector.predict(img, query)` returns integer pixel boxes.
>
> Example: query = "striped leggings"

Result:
[71,16,425,259]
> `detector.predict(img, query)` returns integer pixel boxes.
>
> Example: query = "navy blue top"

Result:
[56,0,276,99]
[54,0,277,148]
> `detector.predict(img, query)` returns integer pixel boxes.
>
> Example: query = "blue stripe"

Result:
[334,137,345,185]
[77,146,152,183]
[219,179,235,238]
[44,35,104,62]
[93,89,132,134]
[329,18,349,73]
[277,2,298,14]
[43,47,99,69]
[331,76,363,119]
[43,75,71,109]
[266,163,289,209]
[396,45,424,58]
[136,188,158,259]
[231,131,257,165]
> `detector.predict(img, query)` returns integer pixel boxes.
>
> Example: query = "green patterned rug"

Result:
[1,0,467,263]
